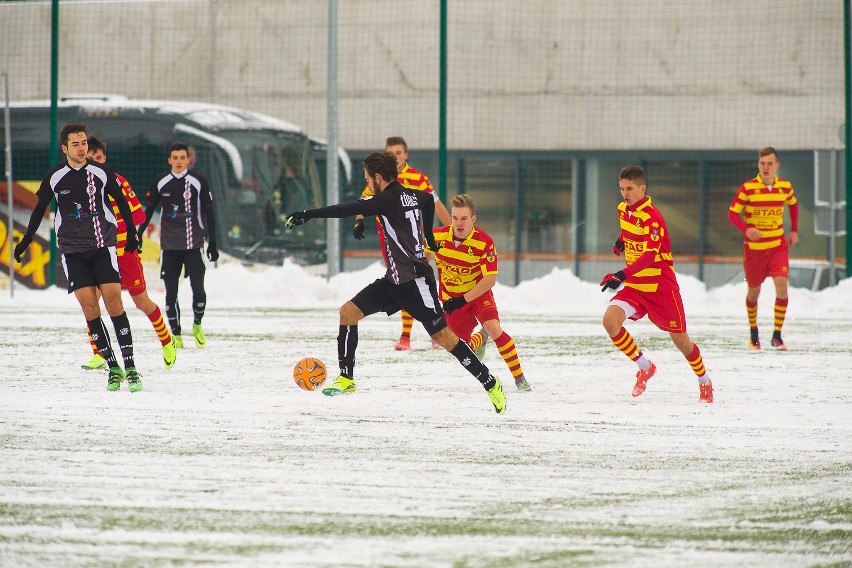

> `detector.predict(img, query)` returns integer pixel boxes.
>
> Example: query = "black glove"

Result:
[13,235,32,263]
[442,295,467,314]
[207,242,219,262]
[353,218,365,240]
[124,230,140,254]
[284,211,308,228]
[613,238,624,256]
[600,270,626,292]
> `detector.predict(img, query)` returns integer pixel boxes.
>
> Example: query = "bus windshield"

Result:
[216,130,326,264]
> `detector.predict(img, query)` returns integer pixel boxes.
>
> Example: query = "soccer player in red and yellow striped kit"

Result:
[728,146,798,351]
[80,137,177,371]
[353,137,451,351]
[432,194,531,392]
[601,165,712,403]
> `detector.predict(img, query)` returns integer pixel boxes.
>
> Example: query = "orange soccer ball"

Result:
[293,357,327,391]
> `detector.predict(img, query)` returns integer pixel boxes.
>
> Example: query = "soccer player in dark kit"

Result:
[138,142,218,351]
[14,123,144,392]
[285,151,506,413]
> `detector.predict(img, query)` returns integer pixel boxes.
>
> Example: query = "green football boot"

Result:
[82,353,107,370]
[486,376,506,414]
[126,368,143,393]
[322,375,356,396]
[107,367,124,392]
[514,375,531,392]
[174,335,184,349]
[163,336,177,369]
[192,324,206,349]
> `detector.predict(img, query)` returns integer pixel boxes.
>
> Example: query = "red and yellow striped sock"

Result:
[686,343,707,378]
[773,298,788,332]
[494,332,524,380]
[746,299,758,329]
[87,329,99,355]
[469,331,485,352]
[610,327,642,362]
[147,306,172,346]
[400,310,414,338]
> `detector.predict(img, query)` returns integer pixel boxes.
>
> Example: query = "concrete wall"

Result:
[0,0,842,151]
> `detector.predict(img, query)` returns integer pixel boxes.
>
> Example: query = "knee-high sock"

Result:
[338,325,358,378]
[449,340,495,390]
[686,343,709,383]
[87,317,118,367]
[164,277,181,335]
[147,306,172,346]
[773,298,788,332]
[400,311,414,338]
[610,327,643,362]
[110,312,136,370]
[746,299,758,330]
[494,332,524,379]
[469,329,488,351]
[87,328,99,356]
[190,280,207,326]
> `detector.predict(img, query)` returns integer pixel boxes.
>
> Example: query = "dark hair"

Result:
[168,142,190,155]
[451,194,476,216]
[87,135,106,155]
[59,123,88,146]
[619,165,646,186]
[364,151,398,182]
[385,136,407,152]
[758,146,778,159]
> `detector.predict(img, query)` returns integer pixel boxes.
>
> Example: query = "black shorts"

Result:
[61,247,120,293]
[351,276,448,336]
[160,249,206,282]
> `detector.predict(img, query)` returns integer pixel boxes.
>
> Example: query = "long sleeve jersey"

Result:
[143,170,216,251]
[304,180,437,284]
[23,160,135,255]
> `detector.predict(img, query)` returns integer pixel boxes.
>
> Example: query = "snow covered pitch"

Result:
[1,262,849,566]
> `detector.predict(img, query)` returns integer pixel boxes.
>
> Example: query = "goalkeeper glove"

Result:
[353,218,365,240]
[600,270,626,292]
[442,295,467,314]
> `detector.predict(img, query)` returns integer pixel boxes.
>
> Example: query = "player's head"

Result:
[59,123,89,167]
[363,151,398,193]
[757,146,780,183]
[86,135,107,164]
[450,194,477,239]
[168,142,191,174]
[385,136,408,172]
[618,165,647,206]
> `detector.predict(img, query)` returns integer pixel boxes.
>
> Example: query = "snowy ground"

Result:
[0,262,850,567]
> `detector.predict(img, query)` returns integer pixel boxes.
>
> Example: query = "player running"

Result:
[432,194,531,392]
[285,151,507,413]
[600,165,713,403]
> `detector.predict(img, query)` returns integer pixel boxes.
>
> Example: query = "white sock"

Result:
[636,354,651,371]
[697,374,711,385]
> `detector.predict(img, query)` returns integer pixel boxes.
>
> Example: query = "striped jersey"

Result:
[146,170,214,251]
[728,175,798,251]
[432,225,498,301]
[110,173,146,256]
[36,160,122,254]
[617,196,678,293]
